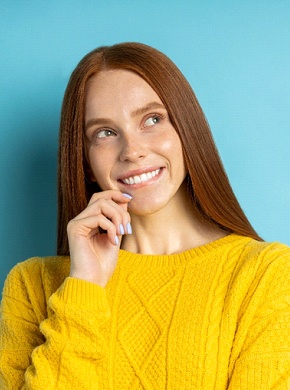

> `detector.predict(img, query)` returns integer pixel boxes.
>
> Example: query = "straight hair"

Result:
[57,42,262,255]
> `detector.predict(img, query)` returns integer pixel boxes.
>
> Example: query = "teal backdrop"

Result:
[1,1,290,292]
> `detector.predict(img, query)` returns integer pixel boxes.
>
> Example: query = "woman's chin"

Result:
[127,196,170,217]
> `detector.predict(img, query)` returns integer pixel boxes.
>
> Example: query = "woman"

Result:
[1,42,290,389]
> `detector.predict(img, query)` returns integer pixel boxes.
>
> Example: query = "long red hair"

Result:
[57,42,262,255]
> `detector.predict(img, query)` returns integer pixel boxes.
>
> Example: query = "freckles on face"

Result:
[85,136,120,191]
[84,69,187,209]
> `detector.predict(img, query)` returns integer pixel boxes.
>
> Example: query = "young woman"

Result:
[1,42,290,389]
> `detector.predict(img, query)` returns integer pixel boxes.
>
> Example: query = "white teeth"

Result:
[122,169,160,185]
[134,175,141,184]
[140,173,148,182]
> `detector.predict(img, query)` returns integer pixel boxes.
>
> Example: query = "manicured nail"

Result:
[122,193,132,199]
[119,224,125,235]
[115,236,119,246]
[126,222,132,234]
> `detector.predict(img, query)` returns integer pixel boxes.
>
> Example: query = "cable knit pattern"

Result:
[1,234,290,389]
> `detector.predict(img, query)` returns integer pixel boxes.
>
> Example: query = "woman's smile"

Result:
[118,167,163,186]
[85,69,188,216]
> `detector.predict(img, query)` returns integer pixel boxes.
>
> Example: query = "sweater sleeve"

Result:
[228,244,290,389]
[0,262,111,389]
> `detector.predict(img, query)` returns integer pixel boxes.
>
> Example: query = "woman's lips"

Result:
[118,168,162,185]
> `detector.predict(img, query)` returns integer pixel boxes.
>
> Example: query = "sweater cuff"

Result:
[56,277,109,312]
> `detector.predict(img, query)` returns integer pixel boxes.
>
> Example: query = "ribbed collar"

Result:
[118,234,252,268]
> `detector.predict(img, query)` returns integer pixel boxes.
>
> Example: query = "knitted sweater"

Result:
[1,234,290,389]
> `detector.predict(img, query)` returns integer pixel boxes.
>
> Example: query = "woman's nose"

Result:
[119,133,148,162]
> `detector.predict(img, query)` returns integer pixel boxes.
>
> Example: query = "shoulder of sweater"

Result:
[229,238,290,292]
[238,238,290,267]
[4,256,70,300]
[10,255,70,280]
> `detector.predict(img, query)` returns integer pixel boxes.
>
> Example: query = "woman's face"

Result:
[84,69,188,216]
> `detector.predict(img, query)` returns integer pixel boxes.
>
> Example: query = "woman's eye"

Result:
[144,115,161,127]
[95,129,116,139]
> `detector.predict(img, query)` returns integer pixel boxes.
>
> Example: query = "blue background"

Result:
[1,1,289,292]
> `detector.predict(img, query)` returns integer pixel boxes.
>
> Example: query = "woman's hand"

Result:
[67,190,132,287]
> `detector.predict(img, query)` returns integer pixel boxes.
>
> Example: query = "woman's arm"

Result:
[228,246,290,389]
[0,264,111,389]
[1,190,131,389]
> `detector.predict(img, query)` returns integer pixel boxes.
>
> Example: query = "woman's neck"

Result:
[121,189,227,255]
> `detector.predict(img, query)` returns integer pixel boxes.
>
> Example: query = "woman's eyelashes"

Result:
[143,114,163,127]
[89,113,164,142]
[95,129,116,139]
[88,128,117,143]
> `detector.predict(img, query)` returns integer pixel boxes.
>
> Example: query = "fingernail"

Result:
[126,222,132,234]
[119,224,125,235]
[122,193,132,199]
[115,236,119,246]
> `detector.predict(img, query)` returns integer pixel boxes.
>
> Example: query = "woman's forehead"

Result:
[85,69,163,118]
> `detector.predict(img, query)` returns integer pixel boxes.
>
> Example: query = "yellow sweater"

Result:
[1,234,290,389]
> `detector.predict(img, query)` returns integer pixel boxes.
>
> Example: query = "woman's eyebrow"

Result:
[85,118,112,132]
[85,102,165,132]
[131,101,165,117]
